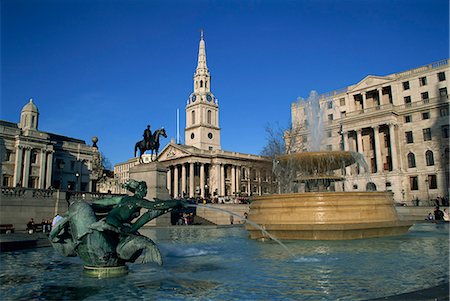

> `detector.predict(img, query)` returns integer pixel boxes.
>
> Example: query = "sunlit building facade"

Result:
[291,59,449,204]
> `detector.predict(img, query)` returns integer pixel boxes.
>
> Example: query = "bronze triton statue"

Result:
[49,179,185,277]
[134,125,167,163]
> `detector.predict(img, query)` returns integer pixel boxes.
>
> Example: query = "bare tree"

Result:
[261,123,305,194]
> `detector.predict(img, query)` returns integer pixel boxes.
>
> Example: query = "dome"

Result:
[21,99,39,113]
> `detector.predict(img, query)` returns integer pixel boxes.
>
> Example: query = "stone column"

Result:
[342,130,351,175]
[181,163,186,197]
[373,125,383,173]
[200,163,205,198]
[356,129,363,154]
[189,163,195,197]
[236,166,241,195]
[215,163,221,196]
[258,169,262,195]
[39,149,47,188]
[231,165,236,196]
[388,123,398,170]
[247,167,252,196]
[45,151,53,188]
[13,145,23,186]
[174,165,179,198]
[220,164,225,196]
[378,89,383,106]
[361,92,366,110]
[167,167,172,196]
[22,147,31,188]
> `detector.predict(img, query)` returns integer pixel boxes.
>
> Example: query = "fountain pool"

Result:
[1,223,448,300]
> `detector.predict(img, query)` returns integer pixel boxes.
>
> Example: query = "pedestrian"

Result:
[434,206,444,221]
[26,218,35,234]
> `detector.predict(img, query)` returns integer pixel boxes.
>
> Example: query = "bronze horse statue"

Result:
[134,127,167,162]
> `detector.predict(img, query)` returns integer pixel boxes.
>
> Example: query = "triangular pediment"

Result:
[158,143,193,161]
[349,75,392,92]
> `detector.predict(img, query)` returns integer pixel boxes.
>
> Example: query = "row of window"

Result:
[191,110,213,125]
[405,125,449,143]
[404,107,449,123]
[402,71,446,90]
[407,150,436,168]
[403,87,448,105]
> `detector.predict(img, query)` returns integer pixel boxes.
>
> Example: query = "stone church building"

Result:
[115,33,273,199]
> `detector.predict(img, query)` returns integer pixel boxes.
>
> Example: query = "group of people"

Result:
[425,206,449,222]
[26,217,55,234]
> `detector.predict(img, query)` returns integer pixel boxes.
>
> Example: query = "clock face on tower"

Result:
[206,94,212,102]
[192,95,197,102]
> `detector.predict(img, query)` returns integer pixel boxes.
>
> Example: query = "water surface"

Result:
[1,223,448,300]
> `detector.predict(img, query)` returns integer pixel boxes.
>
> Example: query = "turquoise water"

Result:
[1,223,448,300]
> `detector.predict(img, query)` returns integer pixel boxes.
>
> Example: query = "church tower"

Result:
[185,31,221,151]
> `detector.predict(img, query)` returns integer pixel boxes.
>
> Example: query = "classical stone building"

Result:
[115,33,273,199]
[0,99,101,191]
[290,59,449,204]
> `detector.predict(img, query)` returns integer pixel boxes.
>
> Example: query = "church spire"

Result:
[195,30,209,76]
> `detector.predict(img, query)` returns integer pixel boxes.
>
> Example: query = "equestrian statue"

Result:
[134,125,167,163]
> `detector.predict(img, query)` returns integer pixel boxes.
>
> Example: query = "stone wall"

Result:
[195,204,250,225]
[0,187,122,231]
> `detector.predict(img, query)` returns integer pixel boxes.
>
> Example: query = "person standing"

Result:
[433,206,444,221]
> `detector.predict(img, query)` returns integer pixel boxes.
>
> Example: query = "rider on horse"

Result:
[143,125,152,149]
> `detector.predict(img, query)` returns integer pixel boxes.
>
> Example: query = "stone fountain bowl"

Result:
[277,151,358,173]
[246,191,413,240]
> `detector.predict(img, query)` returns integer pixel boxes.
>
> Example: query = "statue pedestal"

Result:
[129,161,171,226]
[129,161,171,200]
[84,265,128,278]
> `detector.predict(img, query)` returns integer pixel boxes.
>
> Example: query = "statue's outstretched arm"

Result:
[92,196,123,208]
[138,198,185,210]
[128,199,186,233]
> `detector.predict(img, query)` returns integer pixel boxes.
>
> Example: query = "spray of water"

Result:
[187,204,295,257]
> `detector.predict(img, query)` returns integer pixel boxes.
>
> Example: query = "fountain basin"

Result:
[246,192,413,240]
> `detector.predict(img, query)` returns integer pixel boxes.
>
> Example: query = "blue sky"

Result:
[1,0,448,166]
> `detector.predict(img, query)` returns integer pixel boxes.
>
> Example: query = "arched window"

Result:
[425,150,434,166]
[191,110,195,125]
[207,110,211,124]
[200,80,203,88]
[407,152,416,168]
[366,182,377,191]
[205,80,208,88]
